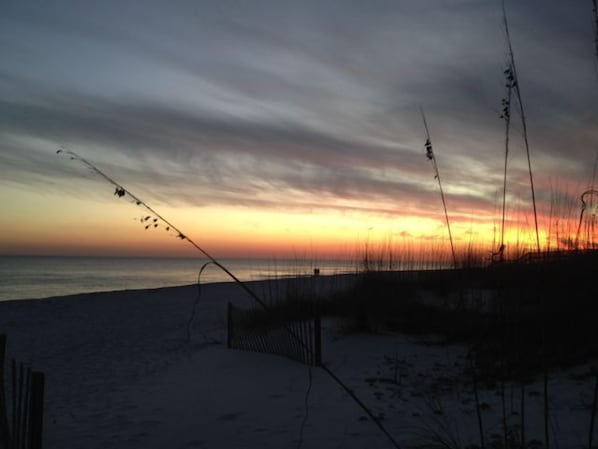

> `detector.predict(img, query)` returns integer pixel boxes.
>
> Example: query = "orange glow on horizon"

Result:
[2,183,590,262]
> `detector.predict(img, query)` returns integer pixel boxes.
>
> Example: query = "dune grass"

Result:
[244,247,598,383]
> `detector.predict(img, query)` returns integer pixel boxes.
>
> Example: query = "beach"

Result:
[0,275,595,448]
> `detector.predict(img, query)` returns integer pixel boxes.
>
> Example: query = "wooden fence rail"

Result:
[227,303,322,366]
[0,335,44,449]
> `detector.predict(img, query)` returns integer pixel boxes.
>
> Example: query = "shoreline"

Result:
[0,254,358,302]
[0,271,360,303]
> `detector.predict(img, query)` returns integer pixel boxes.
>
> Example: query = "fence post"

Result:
[29,371,44,449]
[0,335,10,449]
[314,316,322,366]
[12,361,22,449]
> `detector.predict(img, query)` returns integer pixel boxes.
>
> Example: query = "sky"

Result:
[1,0,597,260]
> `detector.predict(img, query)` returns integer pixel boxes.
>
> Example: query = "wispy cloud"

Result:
[1,0,596,227]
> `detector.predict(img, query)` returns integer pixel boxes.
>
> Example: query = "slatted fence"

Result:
[227,303,322,366]
[0,335,44,449]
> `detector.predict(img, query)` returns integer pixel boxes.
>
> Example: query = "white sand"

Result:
[0,275,595,448]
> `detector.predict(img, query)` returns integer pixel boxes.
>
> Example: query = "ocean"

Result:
[0,255,357,301]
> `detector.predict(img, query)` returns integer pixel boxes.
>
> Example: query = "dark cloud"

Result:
[1,0,596,225]
[0,90,435,212]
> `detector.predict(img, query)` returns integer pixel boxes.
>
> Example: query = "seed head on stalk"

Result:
[502,0,540,253]
[56,147,268,309]
[57,147,406,449]
[494,63,516,262]
[592,0,598,65]
[420,109,457,269]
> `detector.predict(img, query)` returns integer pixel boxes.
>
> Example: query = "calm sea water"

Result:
[0,256,357,301]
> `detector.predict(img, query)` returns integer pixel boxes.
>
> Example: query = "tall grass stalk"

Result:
[498,64,515,261]
[521,381,526,449]
[502,1,541,253]
[576,190,598,249]
[547,183,584,250]
[58,148,405,449]
[500,362,508,449]
[421,108,457,269]
[586,152,598,248]
[589,372,598,449]
[592,0,598,64]
[471,357,486,449]
[503,5,547,446]
[57,148,269,310]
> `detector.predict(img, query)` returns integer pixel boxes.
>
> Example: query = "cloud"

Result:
[1,0,597,227]
[0,90,418,200]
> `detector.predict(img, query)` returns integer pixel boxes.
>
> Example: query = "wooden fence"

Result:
[0,335,44,449]
[227,303,322,366]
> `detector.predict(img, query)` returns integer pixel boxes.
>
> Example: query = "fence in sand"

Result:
[0,335,44,449]
[227,302,322,367]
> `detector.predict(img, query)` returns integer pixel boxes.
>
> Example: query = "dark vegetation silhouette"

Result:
[496,63,514,262]
[500,5,549,445]
[592,0,598,65]
[502,0,541,254]
[576,189,598,249]
[421,108,457,269]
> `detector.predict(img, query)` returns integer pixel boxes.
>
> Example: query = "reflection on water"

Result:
[0,256,357,301]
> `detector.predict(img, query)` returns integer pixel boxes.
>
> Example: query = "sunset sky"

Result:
[1,0,597,260]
